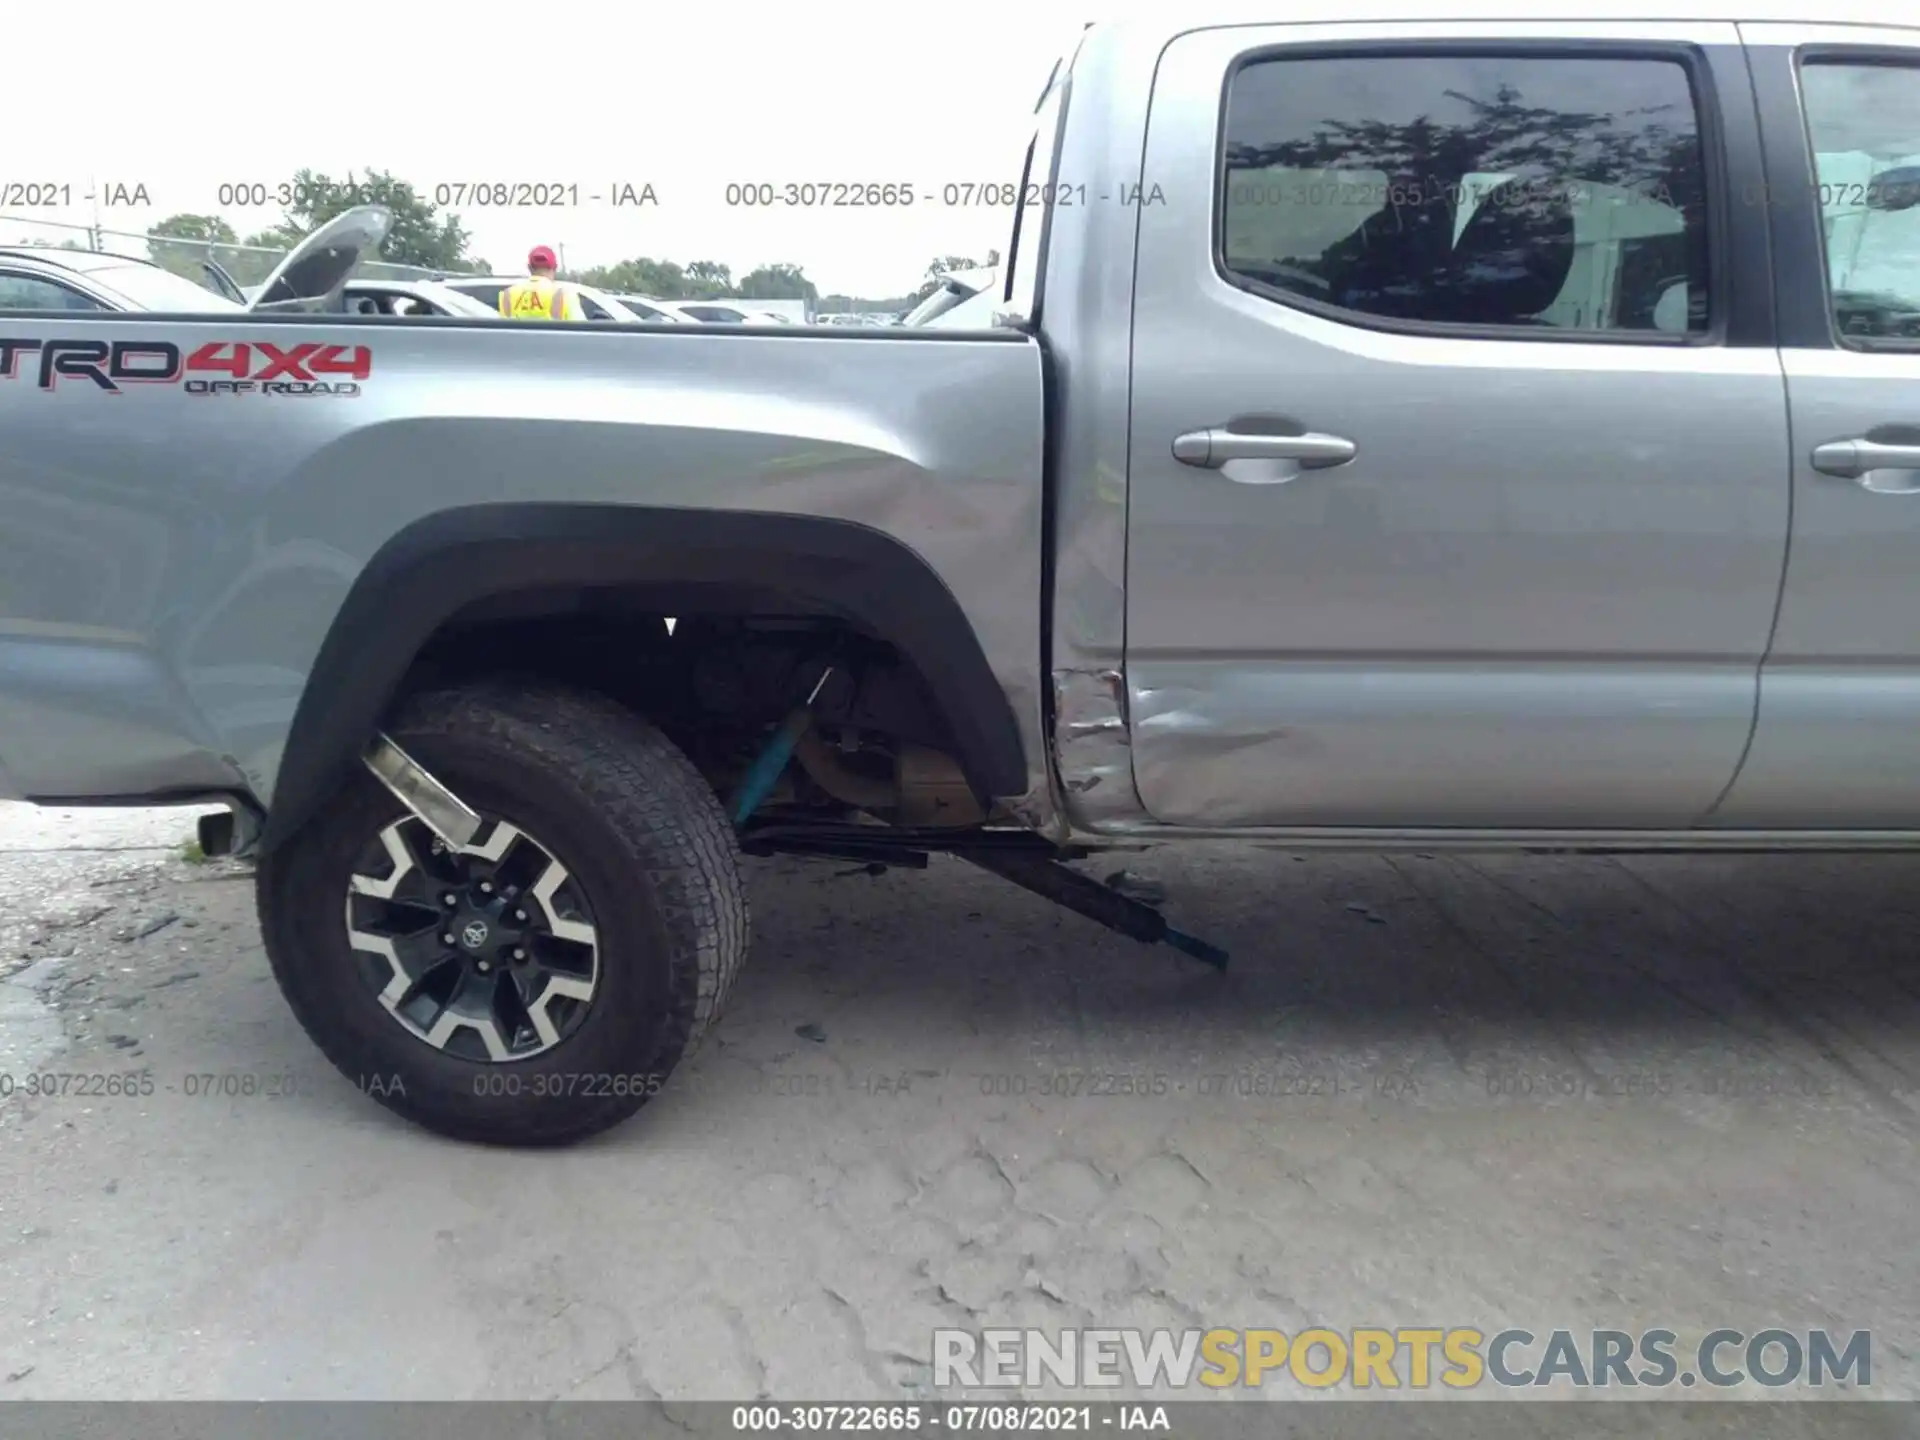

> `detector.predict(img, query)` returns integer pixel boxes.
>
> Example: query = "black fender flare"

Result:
[259,504,1027,853]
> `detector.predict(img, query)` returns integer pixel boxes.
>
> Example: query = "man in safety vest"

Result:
[499,245,587,321]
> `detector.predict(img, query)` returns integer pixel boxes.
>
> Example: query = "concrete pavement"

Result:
[1,800,1915,1403]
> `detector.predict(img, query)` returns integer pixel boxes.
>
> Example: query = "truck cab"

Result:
[1039,2,1920,837]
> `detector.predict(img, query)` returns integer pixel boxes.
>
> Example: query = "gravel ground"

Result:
[1,799,1917,1408]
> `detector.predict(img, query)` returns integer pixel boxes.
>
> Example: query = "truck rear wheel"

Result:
[256,679,748,1146]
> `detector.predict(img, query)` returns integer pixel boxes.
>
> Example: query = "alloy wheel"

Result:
[343,815,600,1061]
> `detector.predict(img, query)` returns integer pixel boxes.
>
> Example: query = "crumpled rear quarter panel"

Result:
[0,321,1047,813]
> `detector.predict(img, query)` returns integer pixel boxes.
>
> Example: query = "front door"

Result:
[1123,21,1791,828]
[1710,26,1920,827]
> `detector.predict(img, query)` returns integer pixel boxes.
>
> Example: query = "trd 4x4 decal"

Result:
[0,339,370,396]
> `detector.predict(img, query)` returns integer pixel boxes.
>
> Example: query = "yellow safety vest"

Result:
[499,276,579,321]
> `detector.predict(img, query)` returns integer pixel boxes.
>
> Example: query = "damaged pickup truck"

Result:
[5,4,1920,1144]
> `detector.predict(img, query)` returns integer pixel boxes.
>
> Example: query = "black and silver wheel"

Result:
[258,678,748,1146]
[345,815,601,1063]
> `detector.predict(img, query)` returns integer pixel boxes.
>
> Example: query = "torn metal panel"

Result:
[1054,668,1146,823]
[992,783,1070,839]
[1129,662,1758,828]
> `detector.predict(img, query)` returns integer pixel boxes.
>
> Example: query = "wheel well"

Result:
[401,587,967,784]
[258,505,1026,854]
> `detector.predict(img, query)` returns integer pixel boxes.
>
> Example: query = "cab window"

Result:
[1219,51,1712,335]
[1799,58,1920,346]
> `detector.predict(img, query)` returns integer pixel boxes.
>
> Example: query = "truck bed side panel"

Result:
[0,321,1047,813]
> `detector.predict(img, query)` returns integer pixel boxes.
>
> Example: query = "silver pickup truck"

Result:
[3,2,1917,1145]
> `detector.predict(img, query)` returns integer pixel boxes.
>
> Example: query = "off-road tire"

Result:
[257,678,748,1146]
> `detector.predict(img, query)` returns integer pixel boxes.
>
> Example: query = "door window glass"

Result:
[1219,53,1711,334]
[1800,59,1920,344]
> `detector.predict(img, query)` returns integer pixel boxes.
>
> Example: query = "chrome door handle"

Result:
[1172,428,1357,470]
[1811,438,1920,482]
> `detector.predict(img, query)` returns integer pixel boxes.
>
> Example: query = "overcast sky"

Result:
[9,1,1098,297]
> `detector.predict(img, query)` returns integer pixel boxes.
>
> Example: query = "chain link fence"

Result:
[0,215,443,292]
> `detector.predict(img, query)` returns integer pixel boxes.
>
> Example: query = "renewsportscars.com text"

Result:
[933,1326,1871,1391]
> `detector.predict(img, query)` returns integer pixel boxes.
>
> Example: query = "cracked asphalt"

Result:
[1,799,1917,1403]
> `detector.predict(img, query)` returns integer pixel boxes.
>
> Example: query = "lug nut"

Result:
[441,932,455,945]
[512,947,528,962]
[442,893,458,907]
[477,959,491,972]
[513,909,528,923]
[479,881,494,894]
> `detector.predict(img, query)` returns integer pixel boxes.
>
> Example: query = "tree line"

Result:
[144,168,996,311]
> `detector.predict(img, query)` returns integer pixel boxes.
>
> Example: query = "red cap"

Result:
[527,245,558,270]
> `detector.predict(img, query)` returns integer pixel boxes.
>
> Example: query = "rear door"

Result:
[1122,21,1790,828]
[1710,25,1920,826]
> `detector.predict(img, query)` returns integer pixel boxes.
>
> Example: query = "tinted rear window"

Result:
[1220,51,1711,334]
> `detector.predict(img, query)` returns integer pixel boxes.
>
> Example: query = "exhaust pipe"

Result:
[196,797,266,859]
[362,732,483,849]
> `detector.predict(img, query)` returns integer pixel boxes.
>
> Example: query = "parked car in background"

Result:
[0,208,392,316]
[0,247,245,313]
[899,267,997,326]
[435,275,643,322]
[610,295,694,322]
[731,299,810,324]
[341,279,499,318]
[668,302,755,323]
[923,285,1006,329]
[0,215,519,331]
[663,301,804,324]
